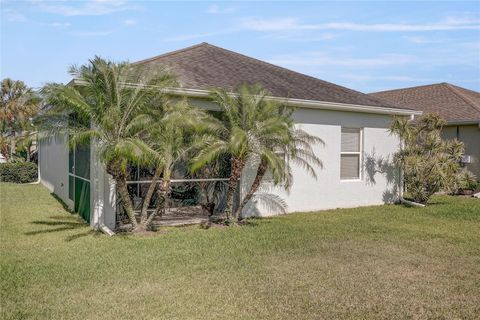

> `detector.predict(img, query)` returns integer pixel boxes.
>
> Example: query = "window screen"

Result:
[340,128,361,180]
[341,128,360,152]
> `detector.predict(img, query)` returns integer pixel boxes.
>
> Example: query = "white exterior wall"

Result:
[240,108,401,217]
[39,98,405,227]
[38,134,73,209]
[38,133,116,229]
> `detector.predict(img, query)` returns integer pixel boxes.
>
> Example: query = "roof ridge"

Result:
[444,83,480,113]
[370,82,446,95]
[132,42,209,66]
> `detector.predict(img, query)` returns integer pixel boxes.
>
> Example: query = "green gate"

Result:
[68,143,91,222]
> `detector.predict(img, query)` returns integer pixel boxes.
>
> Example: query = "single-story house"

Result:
[371,83,480,178]
[39,43,421,230]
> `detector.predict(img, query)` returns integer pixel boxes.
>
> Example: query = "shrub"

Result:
[0,162,38,183]
[390,114,466,204]
[459,170,478,191]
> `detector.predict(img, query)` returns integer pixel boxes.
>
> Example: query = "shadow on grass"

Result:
[24,193,99,241]
[25,216,96,241]
[50,192,75,214]
[239,217,270,227]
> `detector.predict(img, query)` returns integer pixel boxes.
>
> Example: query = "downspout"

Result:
[91,131,115,236]
[99,223,115,236]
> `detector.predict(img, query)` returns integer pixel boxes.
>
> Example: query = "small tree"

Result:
[0,78,40,162]
[143,102,213,226]
[234,109,323,218]
[192,85,323,222]
[190,85,284,221]
[390,113,467,204]
[41,57,177,232]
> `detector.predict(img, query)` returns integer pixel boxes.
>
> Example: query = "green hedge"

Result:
[0,162,38,183]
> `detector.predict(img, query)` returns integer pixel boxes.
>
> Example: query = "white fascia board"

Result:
[71,79,421,117]
[168,87,422,116]
[445,119,480,127]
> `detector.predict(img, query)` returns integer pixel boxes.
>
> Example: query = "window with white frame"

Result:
[340,127,362,180]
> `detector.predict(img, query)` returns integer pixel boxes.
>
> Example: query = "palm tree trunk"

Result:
[234,158,267,219]
[225,157,246,222]
[146,179,170,227]
[115,178,138,230]
[9,131,15,159]
[106,161,138,231]
[139,168,161,224]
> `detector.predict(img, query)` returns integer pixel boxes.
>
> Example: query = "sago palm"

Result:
[192,85,323,221]
[390,113,467,204]
[235,120,324,218]
[141,101,212,227]
[40,57,176,231]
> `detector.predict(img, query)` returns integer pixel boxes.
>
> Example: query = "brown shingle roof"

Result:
[370,83,480,122]
[133,43,407,109]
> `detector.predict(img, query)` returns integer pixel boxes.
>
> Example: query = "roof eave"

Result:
[170,87,422,116]
[71,79,421,116]
[446,119,480,126]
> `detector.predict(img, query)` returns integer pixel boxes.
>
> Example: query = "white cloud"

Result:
[268,52,417,68]
[2,9,27,22]
[263,32,337,42]
[207,4,235,14]
[124,19,136,26]
[33,0,137,16]
[164,29,237,42]
[70,30,113,37]
[50,22,71,28]
[443,15,480,25]
[403,35,447,44]
[341,74,440,82]
[242,18,298,31]
[240,17,480,32]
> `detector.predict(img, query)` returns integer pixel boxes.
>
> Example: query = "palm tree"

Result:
[0,78,39,161]
[234,123,323,219]
[41,57,176,232]
[141,102,212,227]
[192,85,323,222]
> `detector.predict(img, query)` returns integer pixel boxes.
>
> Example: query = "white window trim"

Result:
[340,127,363,181]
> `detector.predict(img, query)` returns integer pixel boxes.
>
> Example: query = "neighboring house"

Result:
[371,83,480,178]
[38,43,420,230]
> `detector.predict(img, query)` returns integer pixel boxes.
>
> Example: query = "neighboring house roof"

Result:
[133,42,409,111]
[370,83,480,123]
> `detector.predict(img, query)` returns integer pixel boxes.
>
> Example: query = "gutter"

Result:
[400,198,426,208]
[446,119,480,127]
[166,87,422,116]
[71,79,421,117]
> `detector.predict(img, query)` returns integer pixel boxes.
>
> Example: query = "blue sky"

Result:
[1,1,479,93]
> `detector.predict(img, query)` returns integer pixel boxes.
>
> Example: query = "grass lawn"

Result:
[1,183,479,319]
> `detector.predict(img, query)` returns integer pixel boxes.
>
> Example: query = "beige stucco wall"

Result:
[239,108,402,217]
[442,124,480,178]
[188,98,403,216]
